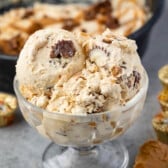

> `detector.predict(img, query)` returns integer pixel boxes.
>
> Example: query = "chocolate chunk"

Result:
[84,0,112,21]
[116,76,122,84]
[22,8,34,19]
[62,62,68,68]
[83,0,119,29]
[104,15,120,29]
[126,79,132,88]
[62,18,79,31]
[50,40,76,59]
[133,70,141,87]
[9,34,21,50]
[84,9,96,20]
[120,65,126,69]
[126,73,133,88]
[94,0,112,15]
[81,28,87,33]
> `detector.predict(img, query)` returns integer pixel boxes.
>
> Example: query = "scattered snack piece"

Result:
[158,90,168,112]
[157,64,168,113]
[134,140,168,168]
[152,112,168,144]
[158,64,168,89]
[0,92,17,127]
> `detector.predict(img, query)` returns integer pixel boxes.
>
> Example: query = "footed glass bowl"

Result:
[14,71,148,168]
[0,0,163,93]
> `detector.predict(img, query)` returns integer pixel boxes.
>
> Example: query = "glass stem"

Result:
[72,146,97,155]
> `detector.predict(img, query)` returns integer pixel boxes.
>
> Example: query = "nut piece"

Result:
[102,38,112,44]
[50,40,76,59]
[112,66,122,77]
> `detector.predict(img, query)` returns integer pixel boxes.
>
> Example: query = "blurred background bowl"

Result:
[129,0,164,56]
[0,0,41,93]
[0,0,165,93]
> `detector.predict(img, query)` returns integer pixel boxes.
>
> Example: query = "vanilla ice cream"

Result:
[15,28,148,146]
[16,28,145,115]
[16,28,85,97]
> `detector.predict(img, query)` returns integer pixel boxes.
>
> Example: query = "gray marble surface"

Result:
[0,1,168,168]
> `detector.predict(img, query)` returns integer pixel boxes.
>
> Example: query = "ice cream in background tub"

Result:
[0,0,151,56]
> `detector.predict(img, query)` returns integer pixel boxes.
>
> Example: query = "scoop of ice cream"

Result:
[82,29,144,102]
[16,28,85,95]
[16,28,145,114]
[46,29,144,114]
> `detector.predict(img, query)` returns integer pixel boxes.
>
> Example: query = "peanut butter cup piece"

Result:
[134,140,168,168]
[50,40,76,59]
[158,65,168,89]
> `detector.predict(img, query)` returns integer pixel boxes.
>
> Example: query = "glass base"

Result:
[42,140,129,168]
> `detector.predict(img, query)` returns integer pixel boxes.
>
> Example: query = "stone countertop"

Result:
[0,1,168,168]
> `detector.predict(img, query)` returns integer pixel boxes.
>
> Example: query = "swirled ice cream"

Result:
[16,28,145,115]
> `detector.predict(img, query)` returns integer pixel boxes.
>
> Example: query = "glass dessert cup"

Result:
[13,72,148,168]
